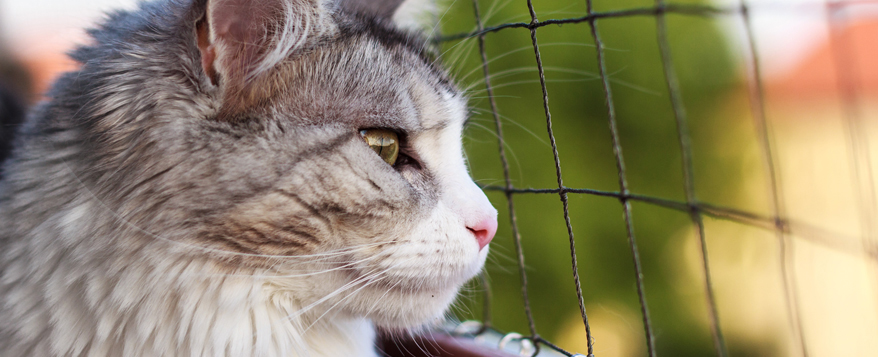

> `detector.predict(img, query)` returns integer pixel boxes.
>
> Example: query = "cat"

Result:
[0,0,498,356]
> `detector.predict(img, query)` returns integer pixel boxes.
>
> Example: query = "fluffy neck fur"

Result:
[0,184,378,356]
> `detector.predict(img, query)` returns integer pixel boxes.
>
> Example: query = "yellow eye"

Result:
[360,129,399,165]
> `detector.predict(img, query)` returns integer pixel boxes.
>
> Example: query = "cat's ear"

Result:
[195,0,336,108]
[340,0,438,32]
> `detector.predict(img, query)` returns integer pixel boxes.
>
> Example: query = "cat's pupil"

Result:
[360,129,399,165]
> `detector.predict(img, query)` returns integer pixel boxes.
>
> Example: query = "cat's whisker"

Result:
[463,68,536,93]
[199,253,384,280]
[448,37,480,74]
[441,40,483,79]
[472,179,503,187]
[464,121,499,140]
[456,46,537,84]
[286,261,401,322]
[406,328,435,357]
[465,95,522,101]
[464,62,657,99]
[485,239,512,254]
[361,275,405,319]
[462,116,524,179]
[482,0,513,25]
[488,247,519,266]
[488,250,516,266]
[484,262,518,275]
[434,34,476,70]
[243,246,385,280]
[433,11,480,68]
[274,242,388,260]
[301,274,387,332]
[474,77,599,95]
[384,333,407,357]
[423,328,455,356]
[456,42,599,85]
[430,6,483,70]
[283,274,374,322]
[300,261,406,331]
[462,64,598,93]
[485,256,514,274]
[282,253,386,274]
[468,108,551,148]
[462,126,500,145]
[420,0,461,53]
[448,279,480,316]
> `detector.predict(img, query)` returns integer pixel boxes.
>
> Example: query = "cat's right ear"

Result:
[194,0,336,112]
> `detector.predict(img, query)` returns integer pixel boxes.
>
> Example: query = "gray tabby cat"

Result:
[0,0,498,355]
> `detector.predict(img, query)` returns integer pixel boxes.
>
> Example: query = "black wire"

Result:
[522,0,594,354]
[737,2,808,355]
[438,4,738,42]
[470,0,534,339]
[653,0,727,354]
[581,0,656,355]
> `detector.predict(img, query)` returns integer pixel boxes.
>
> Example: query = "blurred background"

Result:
[2,0,877,356]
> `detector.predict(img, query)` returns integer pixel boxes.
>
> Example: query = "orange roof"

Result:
[19,50,78,102]
[768,20,878,100]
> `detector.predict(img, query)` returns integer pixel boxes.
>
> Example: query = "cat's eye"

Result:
[360,129,399,165]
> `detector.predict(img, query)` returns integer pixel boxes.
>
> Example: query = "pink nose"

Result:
[468,217,497,250]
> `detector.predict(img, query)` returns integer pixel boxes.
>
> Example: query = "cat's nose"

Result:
[468,217,497,250]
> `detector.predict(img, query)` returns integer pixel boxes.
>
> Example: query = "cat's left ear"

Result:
[340,0,439,32]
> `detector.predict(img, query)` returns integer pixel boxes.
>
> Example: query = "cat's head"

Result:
[69,0,496,330]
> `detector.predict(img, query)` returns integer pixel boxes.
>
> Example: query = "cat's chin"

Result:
[355,282,463,329]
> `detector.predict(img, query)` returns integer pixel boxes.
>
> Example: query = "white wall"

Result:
[0,0,138,56]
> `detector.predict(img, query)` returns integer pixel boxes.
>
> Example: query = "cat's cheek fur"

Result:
[346,200,491,329]
[343,103,497,329]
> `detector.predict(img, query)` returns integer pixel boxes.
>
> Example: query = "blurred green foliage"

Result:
[439,0,772,355]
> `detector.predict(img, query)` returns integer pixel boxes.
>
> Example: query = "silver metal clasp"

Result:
[498,332,537,357]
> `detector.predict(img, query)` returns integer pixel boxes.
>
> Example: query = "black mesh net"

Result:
[437,1,878,356]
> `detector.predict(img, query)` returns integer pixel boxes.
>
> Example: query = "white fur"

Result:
[392,0,439,32]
